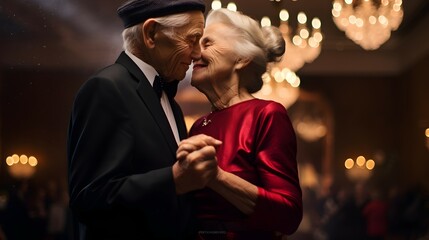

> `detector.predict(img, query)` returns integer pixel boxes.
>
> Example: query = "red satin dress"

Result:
[189,99,302,240]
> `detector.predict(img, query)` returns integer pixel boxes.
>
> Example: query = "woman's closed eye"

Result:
[200,38,213,49]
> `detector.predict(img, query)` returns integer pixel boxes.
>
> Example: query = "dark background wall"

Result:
[0,69,88,186]
[399,54,429,189]
[306,73,401,182]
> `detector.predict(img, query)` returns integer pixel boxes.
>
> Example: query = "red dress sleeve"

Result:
[247,102,303,234]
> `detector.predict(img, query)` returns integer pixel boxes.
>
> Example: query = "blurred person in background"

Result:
[363,188,388,240]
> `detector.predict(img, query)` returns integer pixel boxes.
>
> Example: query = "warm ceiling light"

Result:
[345,158,354,169]
[356,156,366,167]
[297,12,307,24]
[20,155,28,164]
[227,2,237,12]
[366,159,375,170]
[312,18,321,29]
[6,154,38,179]
[256,6,322,109]
[211,0,222,10]
[28,156,38,167]
[6,156,14,166]
[332,0,403,50]
[279,9,289,21]
[12,154,19,164]
[260,16,271,27]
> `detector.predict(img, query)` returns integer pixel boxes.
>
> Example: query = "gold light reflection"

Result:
[5,154,38,179]
[345,158,354,169]
[227,2,237,12]
[366,159,375,170]
[211,0,222,10]
[6,156,14,166]
[261,16,271,27]
[20,154,28,164]
[295,120,327,142]
[345,155,377,182]
[426,128,429,151]
[356,155,366,167]
[28,156,38,167]
[12,154,19,164]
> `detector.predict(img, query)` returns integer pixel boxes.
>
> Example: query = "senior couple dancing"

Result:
[67,0,302,239]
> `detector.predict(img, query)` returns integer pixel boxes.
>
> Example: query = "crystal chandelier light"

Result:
[253,68,301,109]
[332,0,403,50]
[266,10,323,72]
[254,10,323,108]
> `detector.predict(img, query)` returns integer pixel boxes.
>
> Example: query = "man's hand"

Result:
[173,134,222,194]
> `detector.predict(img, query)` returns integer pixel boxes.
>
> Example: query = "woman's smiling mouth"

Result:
[193,63,207,70]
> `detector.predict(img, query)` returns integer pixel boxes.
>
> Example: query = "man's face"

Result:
[153,11,204,82]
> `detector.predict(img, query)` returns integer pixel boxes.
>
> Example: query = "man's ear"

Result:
[142,19,157,48]
[235,57,251,70]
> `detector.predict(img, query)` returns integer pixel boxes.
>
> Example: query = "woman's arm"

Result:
[206,102,303,234]
[207,167,258,215]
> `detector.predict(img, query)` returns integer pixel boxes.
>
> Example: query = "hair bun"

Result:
[262,26,285,63]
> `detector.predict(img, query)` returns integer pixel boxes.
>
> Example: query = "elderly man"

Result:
[67,0,220,239]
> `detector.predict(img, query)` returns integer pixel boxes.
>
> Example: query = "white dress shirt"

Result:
[125,50,180,144]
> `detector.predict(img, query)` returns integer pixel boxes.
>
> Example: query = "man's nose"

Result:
[191,43,202,60]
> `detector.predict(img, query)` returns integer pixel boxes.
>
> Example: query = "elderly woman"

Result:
[181,8,303,240]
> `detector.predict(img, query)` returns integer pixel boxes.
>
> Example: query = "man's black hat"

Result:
[118,0,206,28]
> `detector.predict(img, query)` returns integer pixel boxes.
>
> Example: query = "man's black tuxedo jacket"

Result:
[67,52,193,239]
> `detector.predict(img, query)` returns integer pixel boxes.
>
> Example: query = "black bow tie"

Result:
[153,76,178,99]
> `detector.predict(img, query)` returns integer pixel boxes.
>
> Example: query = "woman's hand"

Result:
[173,134,222,194]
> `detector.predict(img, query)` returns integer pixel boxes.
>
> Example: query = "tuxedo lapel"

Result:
[169,98,188,140]
[115,52,178,156]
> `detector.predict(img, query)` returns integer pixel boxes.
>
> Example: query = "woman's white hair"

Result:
[122,13,192,53]
[206,8,285,93]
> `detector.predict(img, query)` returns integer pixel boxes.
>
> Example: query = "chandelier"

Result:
[254,10,323,108]
[264,10,323,72]
[253,68,301,109]
[332,0,403,50]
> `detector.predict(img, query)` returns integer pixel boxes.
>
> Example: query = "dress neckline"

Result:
[212,98,260,113]
[200,99,261,127]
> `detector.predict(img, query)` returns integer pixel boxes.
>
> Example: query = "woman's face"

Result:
[191,23,239,89]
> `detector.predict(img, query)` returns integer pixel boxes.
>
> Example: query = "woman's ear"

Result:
[142,19,157,48]
[235,57,251,70]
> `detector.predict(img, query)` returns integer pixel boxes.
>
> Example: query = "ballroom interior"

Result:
[1,0,429,239]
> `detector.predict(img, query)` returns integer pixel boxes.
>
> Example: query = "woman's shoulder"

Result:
[251,99,287,113]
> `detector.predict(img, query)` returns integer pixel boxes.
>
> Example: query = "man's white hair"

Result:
[122,13,192,53]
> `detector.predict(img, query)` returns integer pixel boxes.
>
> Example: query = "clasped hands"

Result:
[172,134,222,194]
